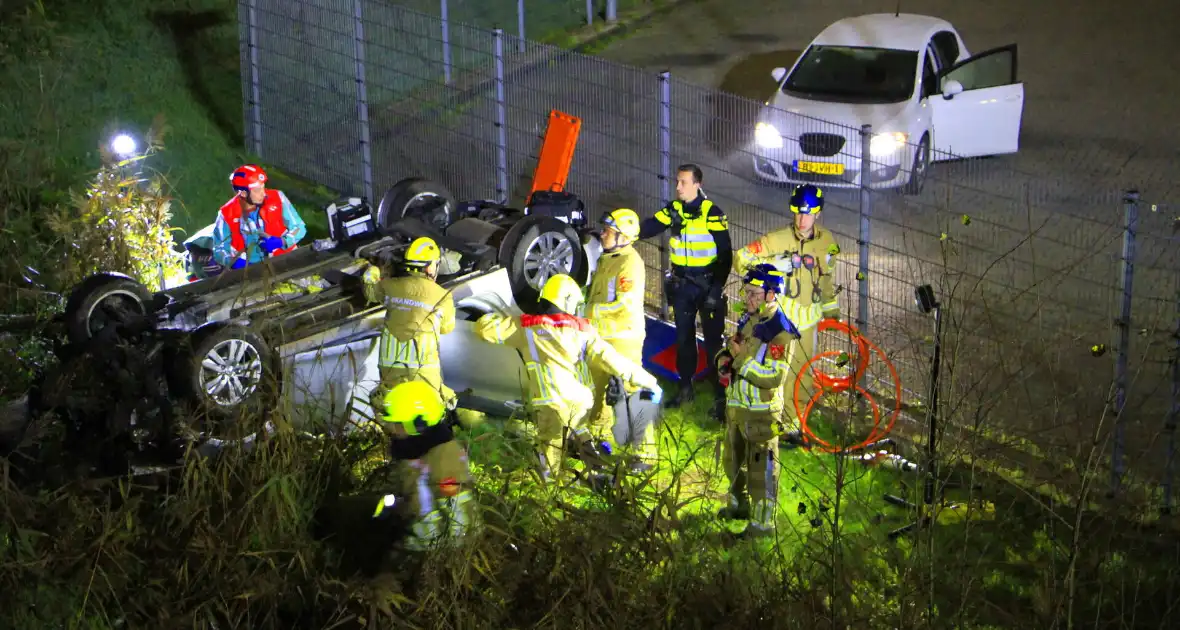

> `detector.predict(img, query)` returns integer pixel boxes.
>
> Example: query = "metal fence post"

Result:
[244,0,263,156]
[856,124,873,336]
[607,0,617,22]
[586,0,594,25]
[493,29,509,204]
[658,70,672,319]
[1164,278,1180,514]
[351,0,374,203]
[440,0,452,84]
[1111,189,1139,495]
[517,0,526,52]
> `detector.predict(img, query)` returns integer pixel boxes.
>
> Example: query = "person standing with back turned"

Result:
[637,164,733,418]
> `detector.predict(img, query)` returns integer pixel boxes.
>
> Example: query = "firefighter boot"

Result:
[718,495,751,520]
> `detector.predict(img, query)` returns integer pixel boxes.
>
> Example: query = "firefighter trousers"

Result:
[393,440,477,550]
[781,324,819,431]
[588,338,655,460]
[724,406,782,529]
[530,404,591,481]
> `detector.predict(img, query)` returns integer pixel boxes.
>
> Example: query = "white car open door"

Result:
[929,44,1024,159]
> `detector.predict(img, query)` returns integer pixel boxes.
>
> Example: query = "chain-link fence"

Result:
[238,0,1180,501]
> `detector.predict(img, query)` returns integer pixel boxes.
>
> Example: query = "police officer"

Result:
[585,208,654,471]
[473,273,661,481]
[715,263,800,536]
[372,380,476,551]
[361,236,458,410]
[733,184,841,436]
[637,164,733,413]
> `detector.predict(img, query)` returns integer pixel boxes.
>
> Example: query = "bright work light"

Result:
[110,134,138,158]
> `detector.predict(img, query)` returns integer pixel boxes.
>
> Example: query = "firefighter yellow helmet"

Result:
[539,273,584,314]
[382,380,446,436]
[404,236,441,267]
[602,208,641,240]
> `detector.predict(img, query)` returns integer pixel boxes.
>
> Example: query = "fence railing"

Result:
[237,0,1180,503]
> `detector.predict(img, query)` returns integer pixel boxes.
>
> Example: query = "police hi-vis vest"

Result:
[655,199,726,268]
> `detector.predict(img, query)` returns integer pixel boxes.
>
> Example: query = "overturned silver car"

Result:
[53,178,659,443]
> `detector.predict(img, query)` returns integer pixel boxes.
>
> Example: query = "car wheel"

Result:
[498,216,588,312]
[174,324,277,425]
[376,177,456,233]
[901,134,930,196]
[63,273,154,345]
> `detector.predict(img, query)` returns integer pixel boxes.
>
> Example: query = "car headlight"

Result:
[869,132,908,155]
[755,122,784,149]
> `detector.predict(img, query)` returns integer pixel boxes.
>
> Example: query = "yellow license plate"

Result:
[795,161,844,175]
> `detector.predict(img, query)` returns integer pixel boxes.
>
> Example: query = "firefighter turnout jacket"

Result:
[734,226,840,331]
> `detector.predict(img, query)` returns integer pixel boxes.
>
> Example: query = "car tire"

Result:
[376,177,456,233]
[901,134,931,196]
[63,273,154,345]
[498,216,588,313]
[172,324,278,426]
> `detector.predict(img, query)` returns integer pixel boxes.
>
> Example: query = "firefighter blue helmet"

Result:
[789,184,824,215]
[743,263,785,294]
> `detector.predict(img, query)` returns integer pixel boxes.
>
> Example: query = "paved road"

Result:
[254,0,1180,476]
[583,0,1180,471]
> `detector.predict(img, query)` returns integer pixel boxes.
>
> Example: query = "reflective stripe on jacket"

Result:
[654,199,727,268]
[725,310,795,412]
[473,312,657,413]
[733,225,841,330]
[363,271,455,391]
[586,246,646,342]
[213,189,308,266]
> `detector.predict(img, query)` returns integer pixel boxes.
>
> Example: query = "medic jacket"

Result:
[363,270,455,393]
[724,307,800,413]
[733,226,840,330]
[473,311,658,413]
[212,189,308,267]
[585,246,646,343]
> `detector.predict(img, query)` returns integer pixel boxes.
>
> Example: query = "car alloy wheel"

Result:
[522,230,575,289]
[199,338,264,407]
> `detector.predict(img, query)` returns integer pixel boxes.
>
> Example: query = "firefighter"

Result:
[732,184,841,435]
[636,164,733,415]
[212,164,308,269]
[473,273,662,481]
[372,379,476,550]
[361,236,457,410]
[715,263,800,536]
[585,208,654,471]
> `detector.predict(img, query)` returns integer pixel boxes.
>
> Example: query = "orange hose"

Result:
[792,320,903,453]
[812,318,871,393]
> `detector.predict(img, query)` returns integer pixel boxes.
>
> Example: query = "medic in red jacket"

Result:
[212,164,308,269]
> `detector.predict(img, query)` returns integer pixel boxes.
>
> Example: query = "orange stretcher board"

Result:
[530,110,582,194]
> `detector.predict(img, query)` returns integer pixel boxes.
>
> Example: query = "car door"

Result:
[929,44,1024,158]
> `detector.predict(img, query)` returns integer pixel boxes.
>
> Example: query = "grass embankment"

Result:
[0,0,677,241]
[4,384,1179,629]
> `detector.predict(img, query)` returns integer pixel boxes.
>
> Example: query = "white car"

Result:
[751,13,1025,193]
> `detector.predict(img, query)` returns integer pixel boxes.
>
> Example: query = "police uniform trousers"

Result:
[667,270,727,395]
[724,406,782,527]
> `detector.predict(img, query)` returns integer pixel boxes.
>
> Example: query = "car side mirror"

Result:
[941,79,964,100]
[771,66,787,83]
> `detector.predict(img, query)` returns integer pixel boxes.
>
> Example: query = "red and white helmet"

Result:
[230,164,268,192]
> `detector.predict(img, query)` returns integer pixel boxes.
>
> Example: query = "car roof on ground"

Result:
[811,13,953,51]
